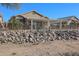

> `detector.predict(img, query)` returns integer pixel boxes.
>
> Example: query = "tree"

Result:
[0,3,20,9]
[8,17,23,30]
[69,21,77,29]
[0,3,20,29]
[62,21,67,29]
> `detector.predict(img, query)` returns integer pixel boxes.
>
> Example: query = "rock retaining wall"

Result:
[0,30,79,44]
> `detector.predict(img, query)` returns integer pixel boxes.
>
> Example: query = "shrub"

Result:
[11,52,17,56]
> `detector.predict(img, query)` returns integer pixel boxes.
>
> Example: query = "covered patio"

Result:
[14,10,50,30]
[50,19,79,30]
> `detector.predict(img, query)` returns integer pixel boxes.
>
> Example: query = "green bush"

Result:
[8,18,23,30]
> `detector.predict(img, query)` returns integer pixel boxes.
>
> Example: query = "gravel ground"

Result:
[0,40,79,56]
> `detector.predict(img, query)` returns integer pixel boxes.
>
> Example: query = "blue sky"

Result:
[0,3,79,22]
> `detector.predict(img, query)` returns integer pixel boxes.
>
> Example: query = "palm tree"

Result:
[0,3,20,9]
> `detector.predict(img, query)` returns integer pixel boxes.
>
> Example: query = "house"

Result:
[50,16,79,29]
[9,10,50,30]
[9,11,79,30]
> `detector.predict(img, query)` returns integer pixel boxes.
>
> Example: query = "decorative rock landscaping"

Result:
[0,30,79,44]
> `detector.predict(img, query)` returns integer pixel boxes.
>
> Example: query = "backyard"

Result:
[0,40,79,56]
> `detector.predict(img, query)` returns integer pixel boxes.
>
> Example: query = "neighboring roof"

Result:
[49,19,68,23]
[58,16,79,21]
[17,10,49,21]
[50,16,79,23]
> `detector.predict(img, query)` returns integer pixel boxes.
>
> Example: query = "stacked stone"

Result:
[0,30,79,44]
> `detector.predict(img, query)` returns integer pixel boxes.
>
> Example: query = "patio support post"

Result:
[31,20,33,31]
[60,20,62,30]
[48,20,50,30]
[34,21,37,30]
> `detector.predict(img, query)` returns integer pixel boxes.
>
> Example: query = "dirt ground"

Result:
[0,40,79,56]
